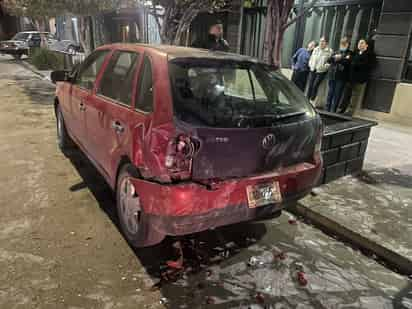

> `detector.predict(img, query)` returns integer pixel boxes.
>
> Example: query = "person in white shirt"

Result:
[307,37,333,101]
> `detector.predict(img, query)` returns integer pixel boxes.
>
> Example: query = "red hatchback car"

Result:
[52,44,323,247]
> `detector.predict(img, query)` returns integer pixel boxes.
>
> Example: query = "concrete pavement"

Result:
[295,114,412,276]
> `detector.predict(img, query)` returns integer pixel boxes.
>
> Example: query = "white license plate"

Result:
[246,182,282,208]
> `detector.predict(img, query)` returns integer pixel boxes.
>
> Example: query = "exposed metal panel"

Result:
[363,79,397,113]
[377,13,412,35]
[371,57,404,80]
[374,34,409,58]
[382,0,412,13]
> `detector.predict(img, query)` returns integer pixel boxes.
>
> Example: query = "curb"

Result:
[288,202,412,276]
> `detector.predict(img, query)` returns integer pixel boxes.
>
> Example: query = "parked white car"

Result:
[0,31,82,60]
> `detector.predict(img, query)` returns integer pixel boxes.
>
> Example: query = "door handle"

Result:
[112,121,124,134]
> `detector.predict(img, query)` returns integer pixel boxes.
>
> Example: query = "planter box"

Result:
[319,111,377,185]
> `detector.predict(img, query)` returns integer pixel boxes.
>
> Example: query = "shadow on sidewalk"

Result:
[359,165,412,189]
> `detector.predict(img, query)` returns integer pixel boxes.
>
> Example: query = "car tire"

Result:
[116,164,165,248]
[56,105,75,153]
[67,45,76,54]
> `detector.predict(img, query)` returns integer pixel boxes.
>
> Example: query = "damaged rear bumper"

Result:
[131,161,321,236]
[145,190,309,236]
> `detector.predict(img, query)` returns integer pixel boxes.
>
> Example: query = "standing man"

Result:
[307,37,333,101]
[339,39,376,115]
[192,20,230,52]
[291,41,316,92]
[326,37,352,113]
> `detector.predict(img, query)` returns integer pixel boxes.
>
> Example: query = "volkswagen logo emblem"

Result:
[262,134,276,150]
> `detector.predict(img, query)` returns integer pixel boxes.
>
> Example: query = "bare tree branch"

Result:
[282,0,318,30]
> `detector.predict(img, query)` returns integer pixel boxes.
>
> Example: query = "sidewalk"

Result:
[291,122,412,275]
[19,59,52,83]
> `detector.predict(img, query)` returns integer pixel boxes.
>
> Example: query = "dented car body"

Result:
[53,44,322,247]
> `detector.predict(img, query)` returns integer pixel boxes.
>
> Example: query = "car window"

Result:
[135,55,154,113]
[12,33,30,41]
[169,59,312,128]
[31,33,41,40]
[98,51,139,106]
[223,69,267,100]
[75,50,109,90]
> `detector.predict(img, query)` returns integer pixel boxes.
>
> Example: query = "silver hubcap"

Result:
[119,177,141,235]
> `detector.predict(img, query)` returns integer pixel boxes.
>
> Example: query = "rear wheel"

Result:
[56,105,74,153]
[116,164,165,248]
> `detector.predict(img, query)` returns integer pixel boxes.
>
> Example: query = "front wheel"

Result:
[56,105,74,153]
[116,164,165,248]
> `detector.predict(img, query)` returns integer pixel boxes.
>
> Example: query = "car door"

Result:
[90,50,141,180]
[69,50,110,149]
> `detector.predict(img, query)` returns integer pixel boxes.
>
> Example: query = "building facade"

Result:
[358,0,412,125]
[207,0,411,125]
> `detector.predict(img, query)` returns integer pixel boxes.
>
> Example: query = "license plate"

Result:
[247,182,282,208]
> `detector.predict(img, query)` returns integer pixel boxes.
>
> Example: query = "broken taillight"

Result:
[165,134,199,180]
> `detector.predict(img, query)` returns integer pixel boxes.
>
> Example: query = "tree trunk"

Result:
[78,16,92,55]
[263,0,295,67]
[173,9,198,45]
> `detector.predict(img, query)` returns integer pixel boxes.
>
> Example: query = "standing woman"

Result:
[307,37,333,101]
[339,39,376,115]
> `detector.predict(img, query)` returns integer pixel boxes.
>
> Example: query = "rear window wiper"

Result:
[273,111,306,120]
[235,111,306,121]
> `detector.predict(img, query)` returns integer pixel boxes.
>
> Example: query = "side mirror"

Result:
[51,70,70,84]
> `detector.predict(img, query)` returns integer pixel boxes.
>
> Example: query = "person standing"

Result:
[339,39,376,115]
[291,41,316,92]
[325,37,352,113]
[307,37,333,101]
[192,20,230,52]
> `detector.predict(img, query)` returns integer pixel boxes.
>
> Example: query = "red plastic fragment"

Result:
[297,271,308,286]
[288,219,298,225]
[205,296,215,304]
[166,260,183,270]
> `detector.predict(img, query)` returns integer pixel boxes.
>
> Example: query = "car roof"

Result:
[103,43,263,64]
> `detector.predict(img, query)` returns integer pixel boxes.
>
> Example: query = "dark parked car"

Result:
[0,31,81,59]
[52,44,323,247]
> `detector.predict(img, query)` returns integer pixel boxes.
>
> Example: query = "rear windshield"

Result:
[169,58,313,128]
[12,33,30,41]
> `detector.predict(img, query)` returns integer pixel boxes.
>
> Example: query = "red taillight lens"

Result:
[165,134,199,180]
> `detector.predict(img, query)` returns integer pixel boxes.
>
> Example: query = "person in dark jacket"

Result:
[291,41,316,92]
[192,21,230,52]
[325,37,352,113]
[339,39,376,115]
